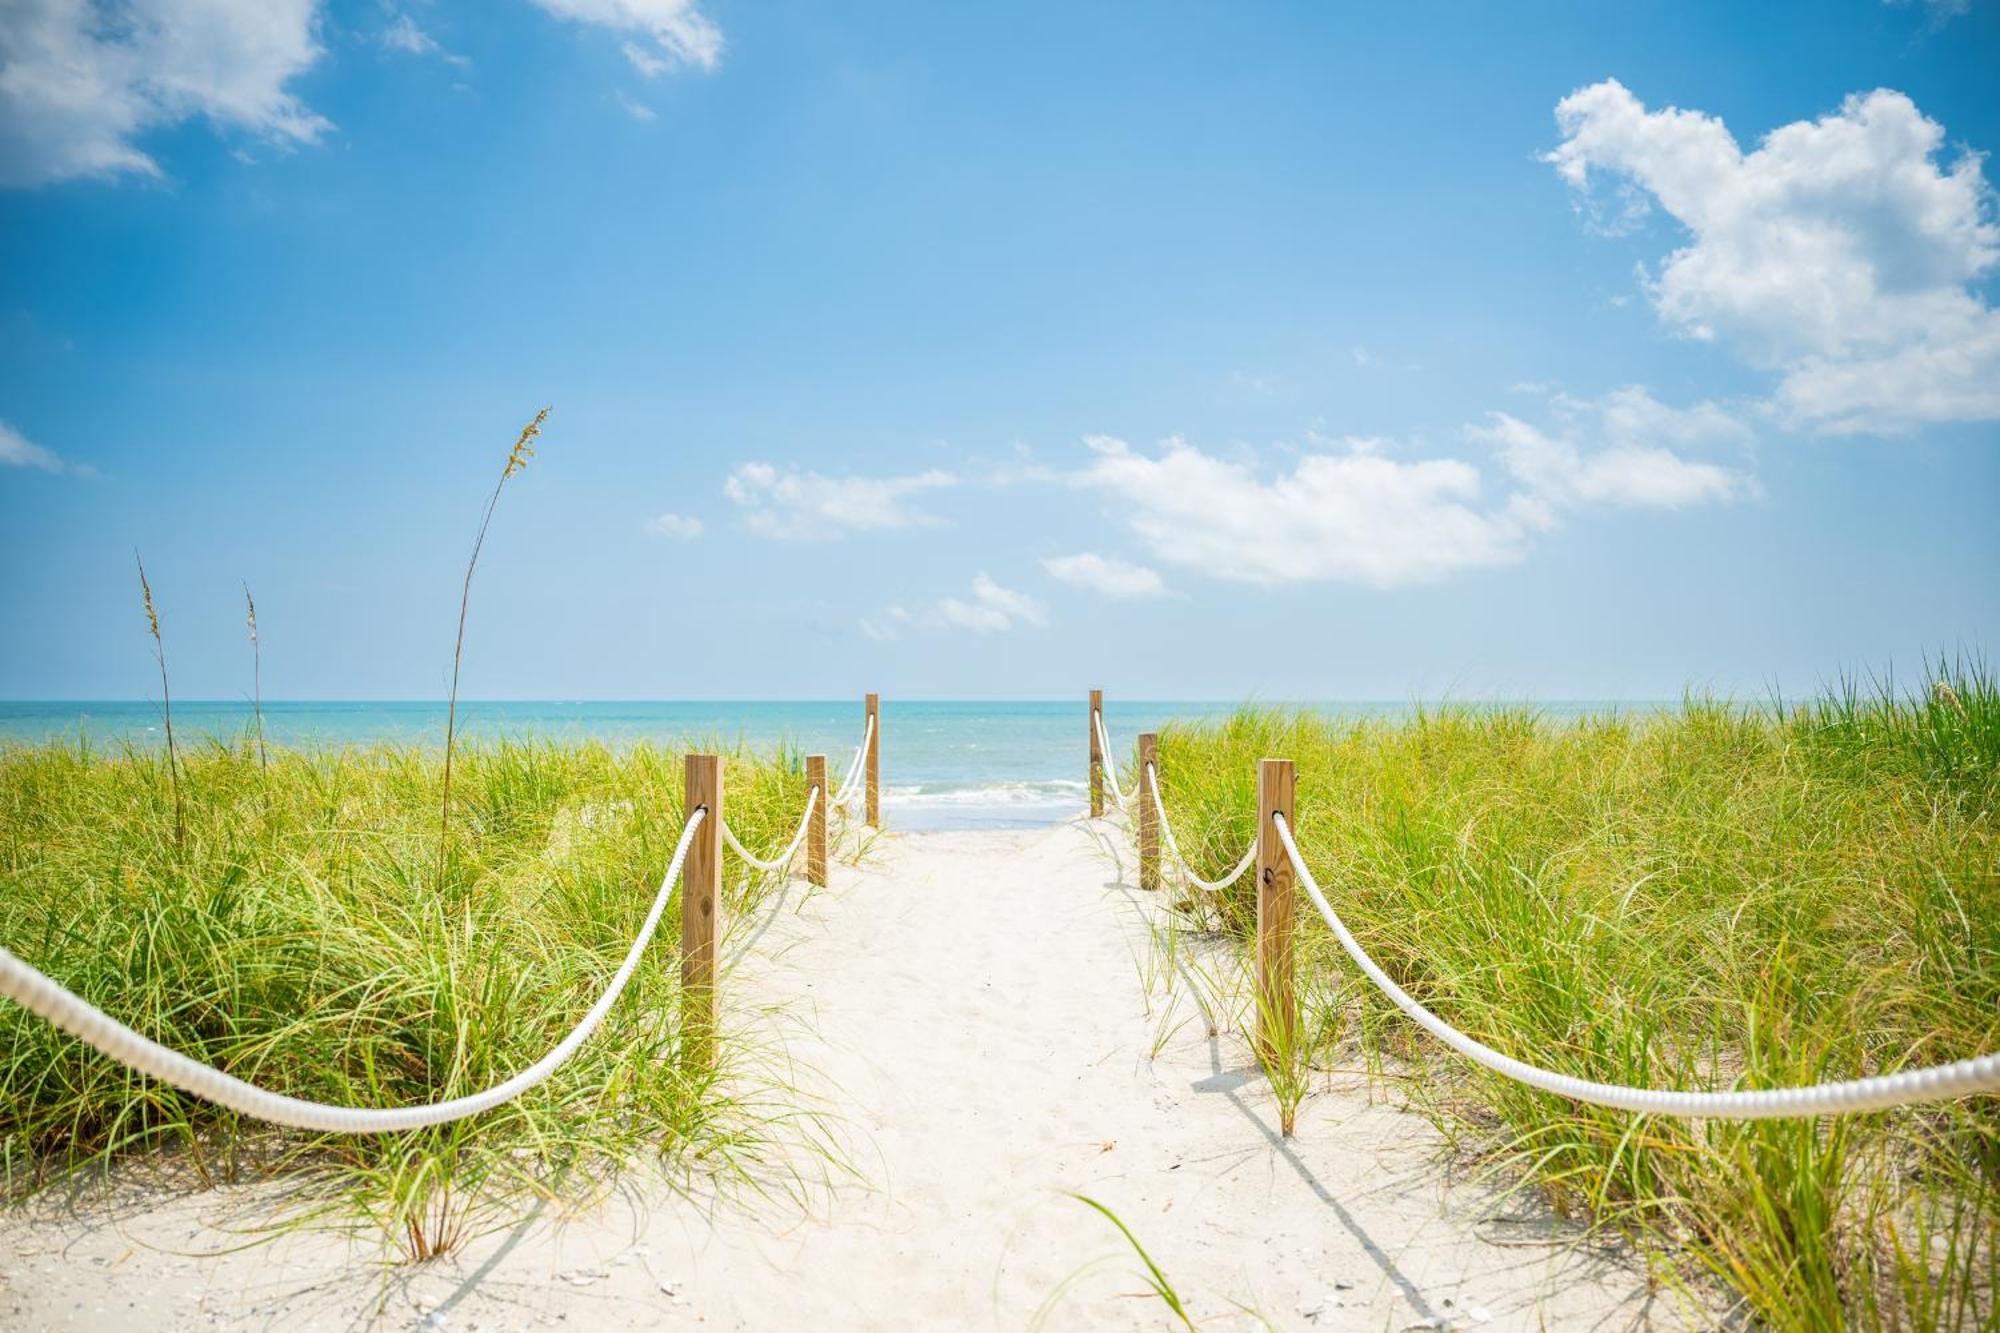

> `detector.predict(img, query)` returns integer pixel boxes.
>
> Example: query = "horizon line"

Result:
[0,694,1713,706]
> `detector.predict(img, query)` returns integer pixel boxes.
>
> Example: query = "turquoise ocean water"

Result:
[0,700,1658,830]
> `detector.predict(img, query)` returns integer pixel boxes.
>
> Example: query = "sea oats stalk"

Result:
[243,582,267,771]
[135,554,183,848]
[438,408,549,885]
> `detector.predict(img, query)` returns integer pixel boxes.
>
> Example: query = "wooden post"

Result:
[1255,758,1297,1067]
[805,754,828,888]
[1137,732,1159,890]
[682,753,722,1066]
[1088,688,1104,818]
[864,693,881,828]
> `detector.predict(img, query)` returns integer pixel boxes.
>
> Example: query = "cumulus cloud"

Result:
[0,0,332,187]
[1485,384,1756,513]
[725,462,957,540]
[1071,398,1749,589]
[1041,552,1168,600]
[0,419,93,476]
[1547,78,2000,433]
[1568,384,1755,452]
[525,0,722,74]
[1073,434,1535,588]
[937,575,1046,634]
[646,511,702,540]
[1473,415,1750,515]
[865,577,1045,638]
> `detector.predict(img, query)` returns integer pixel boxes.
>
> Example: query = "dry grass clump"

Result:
[1147,659,1999,1331]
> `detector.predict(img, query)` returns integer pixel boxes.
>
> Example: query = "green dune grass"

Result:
[0,736,829,1257]
[1147,660,1999,1331]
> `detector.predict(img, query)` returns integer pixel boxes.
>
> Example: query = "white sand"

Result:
[1,820,1702,1330]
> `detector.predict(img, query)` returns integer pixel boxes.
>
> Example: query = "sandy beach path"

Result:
[2,820,1692,1331]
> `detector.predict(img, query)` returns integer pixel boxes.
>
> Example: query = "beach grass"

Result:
[0,734,830,1257]
[1146,658,1999,1331]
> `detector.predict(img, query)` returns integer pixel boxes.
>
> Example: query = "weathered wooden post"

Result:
[864,693,881,828]
[805,753,828,888]
[1088,688,1105,818]
[682,753,722,1066]
[1255,757,1297,1067]
[1137,732,1160,890]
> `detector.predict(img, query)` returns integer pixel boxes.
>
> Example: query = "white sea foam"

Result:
[884,780,1086,807]
[880,779,1087,829]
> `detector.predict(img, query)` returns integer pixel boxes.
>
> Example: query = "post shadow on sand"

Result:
[1075,813,1443,1325]
[1091,812,1710,1332]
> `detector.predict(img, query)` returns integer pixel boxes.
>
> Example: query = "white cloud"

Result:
[381,14,436,55]
[0,419,92,476]
[1473,411,1751,514]
[612,89,656,121]
[526,0,722,74]
[1073,434,1535,589]
[724,462,957,540]
[646,511,702,540]
[862,580,1042,638]
[1492,385,1754,516]
[1041,552,1168,600]
[1350,345,1417,372]
[1548,78,2000,433]
[619,39,669,76]
[0,0,332,187]
[859,604,913,641]
[937,575,1045,634]
[1560,384,1755,453]
[1071,403,1749,589]
[380,12,468,67]
[1885,0,1971,27]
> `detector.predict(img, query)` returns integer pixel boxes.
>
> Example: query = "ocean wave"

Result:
[882,780,1087,808]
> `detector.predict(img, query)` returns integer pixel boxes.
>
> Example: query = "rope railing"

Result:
[1269,812,2000,1119]
[1,694,886,1147]
[1145,760,1256,892]
[1091,708,1135,804]
[0,809,708,1135]
[722,783,819,872]
[1105,690,2000,1119]
[832,715,874,810]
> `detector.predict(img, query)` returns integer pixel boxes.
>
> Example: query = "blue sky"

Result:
[2,0,1997,701]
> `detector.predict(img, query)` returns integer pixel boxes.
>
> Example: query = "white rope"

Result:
[721,783,819,873]
[1270,812,2000,1119]
[1145,762,1256,892]
[834,725,867,806]
[1092,709,1134,804]
[0,810,708,1135]
[832,716,874,810]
